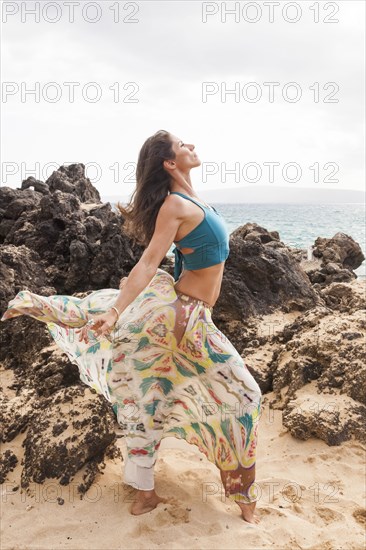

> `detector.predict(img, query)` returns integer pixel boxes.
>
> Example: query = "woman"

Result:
[1,130,262,524]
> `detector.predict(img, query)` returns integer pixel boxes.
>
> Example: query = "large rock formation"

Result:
[20,385,118,493]
[241,281,366,446]
[215,223,321,327]
[0,165,145,313]
[307,232,364,287]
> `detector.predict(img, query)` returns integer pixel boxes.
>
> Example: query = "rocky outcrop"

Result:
[271,303,366,406]
[20,164,101,203]
[20,385,120,494]
[245,280,366,446]
[214,223,321,330]
[0,245,56,314]
[21,176,50,195]
[305,232,364,287]
[0,450,18,484]
[282,388,365,446]
[319,280,366,313]
[0,382,121,493]
[46,163,102,203]
[0,164,145,312]
[314,232,364,270]
[0,315,121,495]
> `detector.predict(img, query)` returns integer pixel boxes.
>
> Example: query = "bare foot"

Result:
[236,501,261,524]
[130,489,166,515]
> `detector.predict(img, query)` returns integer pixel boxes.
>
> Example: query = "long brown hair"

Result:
[115,130,175,247]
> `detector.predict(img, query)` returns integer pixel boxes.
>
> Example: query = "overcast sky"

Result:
[1,0,365,199]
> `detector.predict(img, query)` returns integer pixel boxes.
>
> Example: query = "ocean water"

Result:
[212,203,366,280]
[114,202,366,280]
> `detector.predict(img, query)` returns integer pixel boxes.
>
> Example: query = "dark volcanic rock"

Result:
[1,188,42,221]
[0,164,145,312]
[0,320,81,444]
[266,299,366,446]
[314,232,364,270]
[25,350,81,398]
[320,281,366,313]
[46,163,101,203]
[306,232,365,287]
[21,176,50,195]
[0,314,54,373]
[0,245,56,314]
[20,385,120,494]
[282,393,366,445]
[271,306,366,405]
[0,449,18,483]
[0,389,37,442]
[216,223,320,325]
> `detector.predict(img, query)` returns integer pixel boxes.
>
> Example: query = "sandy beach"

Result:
[1,309,365,550]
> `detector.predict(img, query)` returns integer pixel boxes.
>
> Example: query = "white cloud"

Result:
[1,0,364,196]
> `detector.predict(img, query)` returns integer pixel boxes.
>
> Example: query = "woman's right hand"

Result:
[76,311,118,344]
[76,278,127,344]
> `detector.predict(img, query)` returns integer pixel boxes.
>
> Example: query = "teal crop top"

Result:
[170,192,230,281]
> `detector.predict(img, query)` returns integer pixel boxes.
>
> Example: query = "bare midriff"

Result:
[173,261,226,308]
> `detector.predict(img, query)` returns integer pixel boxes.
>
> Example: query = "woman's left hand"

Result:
[76,311,118,343]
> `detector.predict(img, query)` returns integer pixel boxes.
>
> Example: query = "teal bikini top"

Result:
[170,192,230,281]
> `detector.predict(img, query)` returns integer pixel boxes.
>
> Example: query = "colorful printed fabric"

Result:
[1,268,262,503]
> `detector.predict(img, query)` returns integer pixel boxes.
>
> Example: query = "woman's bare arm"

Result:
[111,195,182,316]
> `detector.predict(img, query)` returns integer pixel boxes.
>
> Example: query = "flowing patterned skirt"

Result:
[1,268,262,503]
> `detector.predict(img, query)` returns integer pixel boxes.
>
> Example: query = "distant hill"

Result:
[102,186,365,205]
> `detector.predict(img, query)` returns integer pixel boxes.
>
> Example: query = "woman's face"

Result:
[165,134,201,174]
